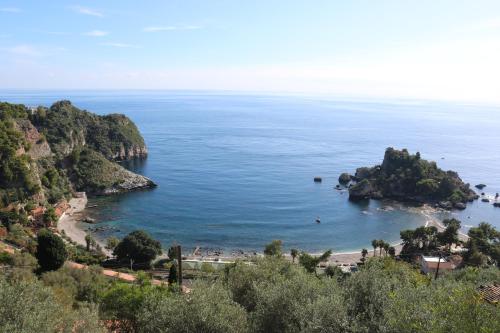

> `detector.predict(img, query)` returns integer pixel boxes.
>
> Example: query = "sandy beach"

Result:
[57,196,89,246]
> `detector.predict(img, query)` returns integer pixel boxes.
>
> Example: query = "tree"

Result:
[264,240,282,257]
[437,218,461,251]
[378,239,385,256]
[371,239,378,256]
[383,242,390,256]
[42,207,57,227]
[113,230,162,267]
[290,248,298,263]
[168,263,178,284]
[106,236,120,252]
[388,246,396,257]
[85,234,94,252]
[299,250,332,274]
[361,248,368,263]
[36,229,67,271]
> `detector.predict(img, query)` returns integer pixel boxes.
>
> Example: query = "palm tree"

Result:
[361,248,368,262]
[371,239,378,256]
[290,248,298,263]
[383,242,390,256]
[378,239,384,256]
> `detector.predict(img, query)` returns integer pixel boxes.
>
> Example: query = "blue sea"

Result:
[2,90,500,253]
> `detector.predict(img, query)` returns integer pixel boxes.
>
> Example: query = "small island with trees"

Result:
[342,147,479,209]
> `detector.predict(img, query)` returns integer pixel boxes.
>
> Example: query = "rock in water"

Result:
[314,177,322,183]
[346,148,478,207]
[475,184,486,190]
[338,173,352,185]
[348,179,373,200]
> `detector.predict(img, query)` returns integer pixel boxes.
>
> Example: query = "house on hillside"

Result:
[419,256,455,276]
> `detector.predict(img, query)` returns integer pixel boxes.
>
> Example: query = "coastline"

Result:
[57,196,89,247]
[58,198,466,265]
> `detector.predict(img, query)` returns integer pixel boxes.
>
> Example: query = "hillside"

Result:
[0,101,155,209]
[346,148,478,209]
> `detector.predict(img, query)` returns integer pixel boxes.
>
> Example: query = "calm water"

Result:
[2,90,500,253]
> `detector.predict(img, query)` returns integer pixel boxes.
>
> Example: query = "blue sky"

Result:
[2,1,500,102]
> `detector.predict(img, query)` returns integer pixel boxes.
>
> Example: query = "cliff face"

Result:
[33,101,148,161]
[346,148,478,209]
[0,101,155,208]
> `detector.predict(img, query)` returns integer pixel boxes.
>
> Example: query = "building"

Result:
[420,256,455,276]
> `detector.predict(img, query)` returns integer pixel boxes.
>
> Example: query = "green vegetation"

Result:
[69,147,131,194]
[114,230,163,268]
[349,148,477,207]
[263,239,283,257]
[0,114,39,207]
[34,100,145,160]
[36,228,68,271]
[1,228,499,332]
[0,100,151,211]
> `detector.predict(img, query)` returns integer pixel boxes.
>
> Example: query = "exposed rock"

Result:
[453,202,466,210]
[371,191,384,200]
[348,179,373,201]
[439,201,453,210]
[475,184,486,190]
[493,202,500,208]
[482,198,490,203]
[13,119,52,159]
[338,173,352,185]
[314,177,322,183]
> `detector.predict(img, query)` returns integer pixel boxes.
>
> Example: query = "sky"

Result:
[1,0,500,103]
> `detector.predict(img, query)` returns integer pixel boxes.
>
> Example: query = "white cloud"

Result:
[100,42,139,48]
[83,30,109,37]
[0,7,20,13]
[143,25,201,32]
[71,5,103,17]
[4,44,43,57]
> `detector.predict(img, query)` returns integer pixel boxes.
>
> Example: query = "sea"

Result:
[2,90,499,253]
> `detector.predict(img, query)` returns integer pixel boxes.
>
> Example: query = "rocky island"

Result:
[0,100,155,208]
[342,148,478,209]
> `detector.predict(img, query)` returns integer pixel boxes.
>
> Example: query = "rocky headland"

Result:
[341,148,478,210]
[0,100,155,209]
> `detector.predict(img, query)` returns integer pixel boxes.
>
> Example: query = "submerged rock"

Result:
[482,198,490,203]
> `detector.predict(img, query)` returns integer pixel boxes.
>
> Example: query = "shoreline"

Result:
[57,195,111,256]
[59,197,466,265]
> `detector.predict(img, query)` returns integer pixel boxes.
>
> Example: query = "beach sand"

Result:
[57,196,89,246]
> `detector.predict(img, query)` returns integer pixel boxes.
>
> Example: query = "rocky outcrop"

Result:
[349,179,374,200]
[475,184,486,189]
[14,119,52,159]
[101,168,156,195]
[347,148,478,209]
[111,143,148,160]
[338,173,352,185]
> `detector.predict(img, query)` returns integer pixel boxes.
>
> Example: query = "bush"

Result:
[113,230,162,267]
[36,229,67,271]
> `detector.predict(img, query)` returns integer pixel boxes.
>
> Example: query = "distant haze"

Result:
[1,1,500,103]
